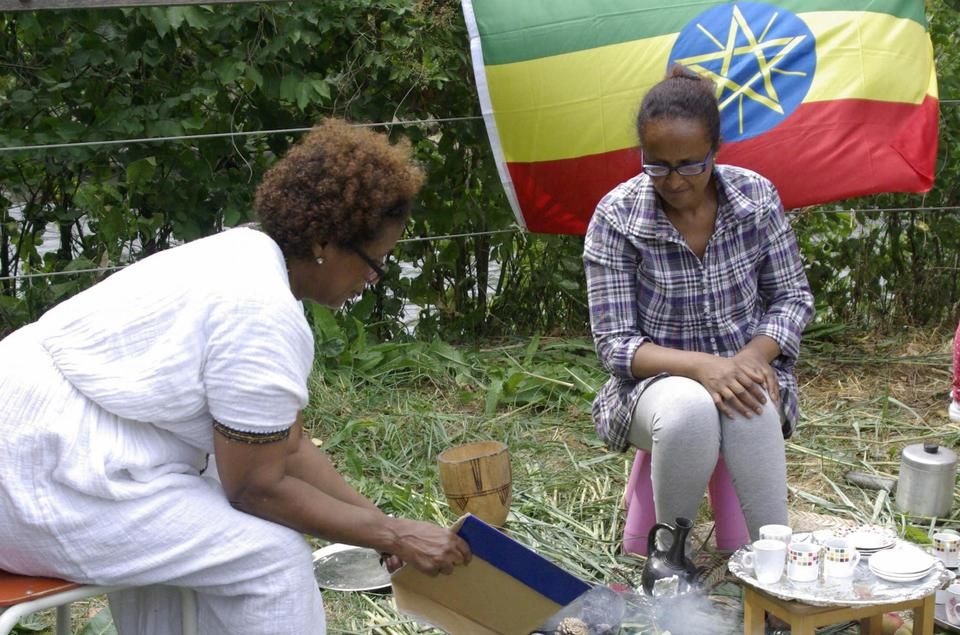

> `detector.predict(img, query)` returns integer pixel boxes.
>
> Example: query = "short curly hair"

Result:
[255,118,425,259]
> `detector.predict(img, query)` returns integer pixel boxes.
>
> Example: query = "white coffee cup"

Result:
[823,538,860,579]
[743,539,787,584]
[946,583,960,626]
[759,524,793,546]
[934,530,960,568]
[787,542,821,582]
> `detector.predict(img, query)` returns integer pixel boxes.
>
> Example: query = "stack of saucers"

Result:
[869,545,937,582]
[836,525,897,557]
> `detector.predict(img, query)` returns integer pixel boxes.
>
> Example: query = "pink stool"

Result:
[623,449,750,555]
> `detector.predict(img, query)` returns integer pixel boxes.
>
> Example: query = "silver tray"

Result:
[312,543,392,592]
[728,539,951,607]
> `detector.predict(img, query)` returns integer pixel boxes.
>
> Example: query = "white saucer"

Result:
[869,546,937,575]
[868,565,933,583]
[836,525,898,551]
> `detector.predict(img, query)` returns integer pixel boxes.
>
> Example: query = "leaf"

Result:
[63,257,98,272]
[166,7,186,31]
[125,157,156,186]
[523,333,540,365]
[214,59,241,85]
[77,607,117,635]
[244,65,264,88]
[279,73,299,104]
[484,379,503,416]
[296,82,311,110]
[308,304,346,358]
[310,78,331,100]
[147,7,171,38]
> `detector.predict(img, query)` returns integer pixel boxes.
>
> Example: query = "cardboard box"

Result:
[392,514,591,634]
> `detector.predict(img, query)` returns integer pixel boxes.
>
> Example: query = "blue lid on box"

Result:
[456,515,591,606]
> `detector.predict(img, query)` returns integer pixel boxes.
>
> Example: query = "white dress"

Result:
[0,228,326,634]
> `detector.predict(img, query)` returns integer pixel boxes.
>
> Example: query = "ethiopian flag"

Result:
[463,0,939,234]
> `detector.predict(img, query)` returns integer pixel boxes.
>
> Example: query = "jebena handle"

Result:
[646,522,673,559]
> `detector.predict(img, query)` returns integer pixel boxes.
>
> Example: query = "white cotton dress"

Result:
[0,227,327,634]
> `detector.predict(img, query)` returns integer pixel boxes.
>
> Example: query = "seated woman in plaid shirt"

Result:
[583,66,815,545]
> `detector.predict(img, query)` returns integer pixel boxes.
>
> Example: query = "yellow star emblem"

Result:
[673,6,809,135]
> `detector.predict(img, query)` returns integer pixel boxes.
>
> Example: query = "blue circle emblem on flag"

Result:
[667,2,816,143]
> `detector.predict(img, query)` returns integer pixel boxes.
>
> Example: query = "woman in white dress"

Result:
[0,119,470,634]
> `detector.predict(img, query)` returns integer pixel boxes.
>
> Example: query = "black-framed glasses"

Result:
[642,149,714,178]
[349,245,388,282]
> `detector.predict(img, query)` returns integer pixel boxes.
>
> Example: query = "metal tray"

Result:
[728,539,951,607]
[312,543,392,592]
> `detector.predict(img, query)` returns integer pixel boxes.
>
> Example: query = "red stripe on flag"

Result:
[507,96,938,235]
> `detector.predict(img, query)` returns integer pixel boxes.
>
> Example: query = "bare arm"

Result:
[284,414,379,512]
[213,421,470,575]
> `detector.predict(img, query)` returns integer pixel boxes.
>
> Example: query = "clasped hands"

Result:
[694,349,779,420]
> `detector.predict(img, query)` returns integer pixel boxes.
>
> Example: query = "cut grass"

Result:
[17,327,958,633]
[304,327,960,634]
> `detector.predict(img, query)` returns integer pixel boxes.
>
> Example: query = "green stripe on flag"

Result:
[473,0,926,66]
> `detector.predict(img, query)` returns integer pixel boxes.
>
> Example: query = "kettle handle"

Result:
[647,522,674,558]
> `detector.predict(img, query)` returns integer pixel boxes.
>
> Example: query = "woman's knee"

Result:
[255,522,313,571]
[639,377,720,445]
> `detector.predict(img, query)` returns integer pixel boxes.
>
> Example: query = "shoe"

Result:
[950,398,960,423]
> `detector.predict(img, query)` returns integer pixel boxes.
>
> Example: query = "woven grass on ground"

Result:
[301,327,958,634]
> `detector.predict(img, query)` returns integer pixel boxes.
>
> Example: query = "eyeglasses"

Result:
[642,150,714,178]
[349,245,388,282]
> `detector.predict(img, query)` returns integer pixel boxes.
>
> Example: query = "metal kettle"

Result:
[894,442,957,518]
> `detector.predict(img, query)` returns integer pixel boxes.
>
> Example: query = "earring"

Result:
[315,256,324,265]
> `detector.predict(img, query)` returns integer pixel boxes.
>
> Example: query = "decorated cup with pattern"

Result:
[787,542,821,582]
[823,538,860,578]
[934,531,960,568]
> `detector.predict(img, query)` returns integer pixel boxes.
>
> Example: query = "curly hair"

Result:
[636,65,721,150]
[255,118,426,259]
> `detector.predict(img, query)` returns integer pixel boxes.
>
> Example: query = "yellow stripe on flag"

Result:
[487,11,935,163]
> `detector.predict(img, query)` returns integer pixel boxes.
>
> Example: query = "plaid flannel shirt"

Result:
[583,164,814,452]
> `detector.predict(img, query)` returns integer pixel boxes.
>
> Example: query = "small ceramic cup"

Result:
[946,582,960,626]
[933,530,960,568]
[759,524,793,546]
[822,538,860,579]
[743,539,787,584]
[787,542,821,582]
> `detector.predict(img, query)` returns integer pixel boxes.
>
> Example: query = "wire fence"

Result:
[2,103,959,282]
[0,116,486,154]
[1,100,959,154]
[0,228,523,282]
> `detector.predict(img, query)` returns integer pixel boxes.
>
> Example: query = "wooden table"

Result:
[742,585,936,635]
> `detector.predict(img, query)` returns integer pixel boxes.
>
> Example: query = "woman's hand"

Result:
[733,347,780,407]
[385,518,471,576]
[693,354,772,419]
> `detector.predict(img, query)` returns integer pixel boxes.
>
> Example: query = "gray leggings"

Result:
[628,375,788,540]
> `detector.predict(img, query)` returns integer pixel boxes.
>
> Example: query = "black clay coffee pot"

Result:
[640,517,699,595]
